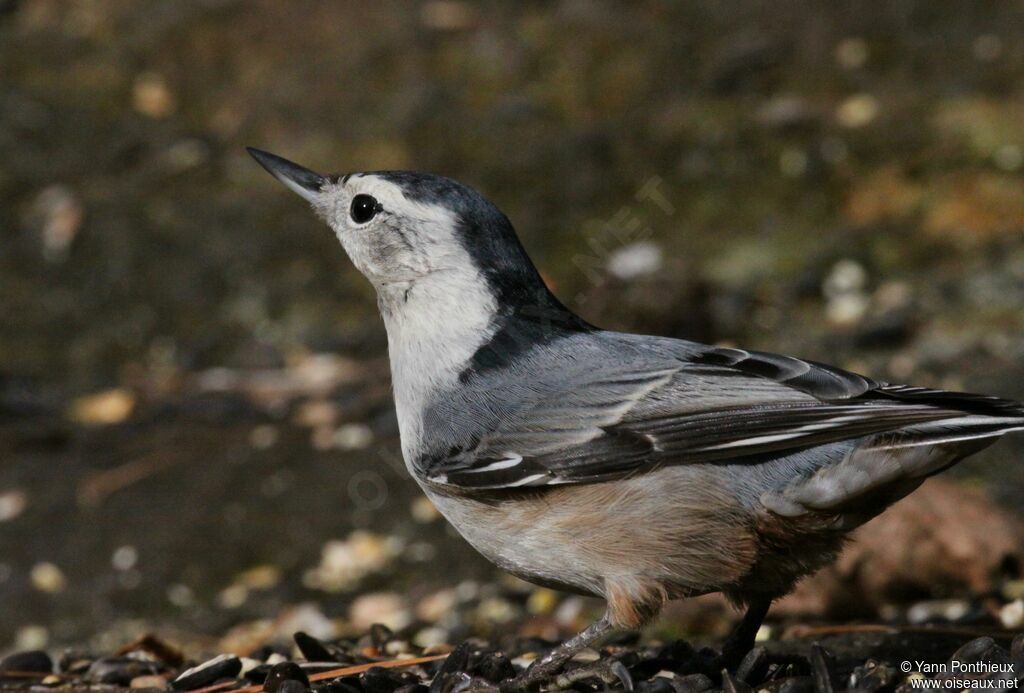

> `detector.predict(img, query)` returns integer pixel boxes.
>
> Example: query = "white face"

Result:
[305,174,469,289]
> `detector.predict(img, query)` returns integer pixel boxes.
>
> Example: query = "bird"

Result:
[248,147,1024,689]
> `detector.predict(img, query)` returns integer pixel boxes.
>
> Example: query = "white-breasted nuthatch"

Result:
[249,148,1024,688]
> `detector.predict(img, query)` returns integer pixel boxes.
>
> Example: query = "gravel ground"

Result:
[1,565,1023,693]
[1,618,1022,692]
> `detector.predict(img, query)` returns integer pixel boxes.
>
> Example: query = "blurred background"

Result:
[2,0,1024,655]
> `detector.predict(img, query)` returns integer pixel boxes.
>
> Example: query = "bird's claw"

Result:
[450,672,500,693]
[553,658,633,691]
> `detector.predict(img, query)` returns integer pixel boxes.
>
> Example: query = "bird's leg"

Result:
[720,597,772,669]
[501,616,615,692]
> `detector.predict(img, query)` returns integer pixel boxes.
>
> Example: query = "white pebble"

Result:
[111,545,138,572]
[30,562,66,593]
[824,259,868,296]
[332,423,374,450]
[249,425,279,450]
[413,626,449,649]
[1000,599,1024,629]
[607,242,663,280]
[349,592,412,631]
[0,489,27,522]
[167,583,194,607]
[15,625,49,650]
[836,94,879,128]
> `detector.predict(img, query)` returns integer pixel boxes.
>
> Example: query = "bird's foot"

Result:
[494,653,631,692]
[449,673,501,693]
[552,657,633,691]
[495,652,566,692]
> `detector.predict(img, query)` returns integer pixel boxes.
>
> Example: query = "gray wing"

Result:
[422,338,1024,494]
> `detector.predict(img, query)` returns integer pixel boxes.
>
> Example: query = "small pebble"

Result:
[111,545,139,571]
[636,677,675,693]
[385,640,412,656]
[735,646,768,684]
[410,497,440,524]
[836,93,879,128]
[293,631,339,662]
[393,685,428,693]
[412,626,449,649]
[244,663,272,684]
[608,241,663,280]
[263,662,309,693]
[29,562,66,593]
[171,655,241,691]
[0,489,28,522]
[349,593,412,631]
[778,676,816,693]
[950,636,996,664]
[470,651,516,683]
[848,660,896,690]
[0,650,53,678]
[362,666,408,693]
[673,672,714,692]
[86,657,161,686]
[239,658,262,676]
[276,681,309,693]
[1000,599,1024,628]
[14,625,50,651]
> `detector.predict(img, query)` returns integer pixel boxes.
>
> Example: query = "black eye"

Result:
[350,194,381,224]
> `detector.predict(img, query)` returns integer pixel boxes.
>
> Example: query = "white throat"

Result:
[378,267,498,469]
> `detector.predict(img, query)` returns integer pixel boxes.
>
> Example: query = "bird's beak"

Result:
[247,147,326,203]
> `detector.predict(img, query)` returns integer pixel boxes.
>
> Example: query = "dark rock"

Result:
[323,675,368,691]
[721,669,752,693]
[245,663,272,684]
[362,666,406,693]
[847,659,897,691]
[393,685,429,693]
[321,681,363,693]
[672,672,715,693]
[778,676,816,693]
[950,636,997,665]
[171,655,241,691]
[368,624,394,651]
[276,680,309,693]
[435,642,472,676]
[809,644,836,693]
[0,650,53,678]
[294,631,337,662]
[84,656,161,685]
[734,646,769,684]
[468,652,515,683]
[1012,633,1024,660]
[56,650,93,675]
[636,675,676,693]
[264,662,310,693]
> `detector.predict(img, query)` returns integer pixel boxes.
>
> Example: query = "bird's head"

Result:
[247,148,554,314]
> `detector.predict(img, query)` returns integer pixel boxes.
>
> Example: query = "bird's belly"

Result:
[420,466,762,599]
[422,487,606,596]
